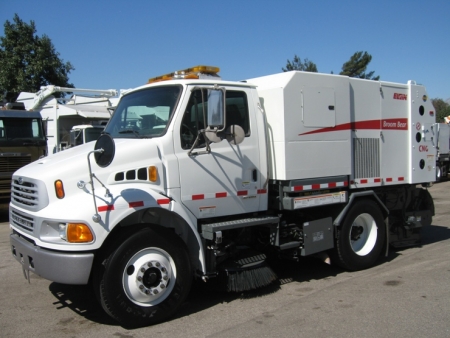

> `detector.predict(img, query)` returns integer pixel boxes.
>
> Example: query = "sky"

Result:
[1,0,449,100]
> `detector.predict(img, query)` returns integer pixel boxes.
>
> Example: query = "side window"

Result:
[225,91,250,136]
[32,119,40,137]
[180,89,250,150]
[181,90,207,150]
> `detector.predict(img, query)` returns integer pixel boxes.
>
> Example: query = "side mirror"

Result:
[94,134,115,167]
[207,89,225,128]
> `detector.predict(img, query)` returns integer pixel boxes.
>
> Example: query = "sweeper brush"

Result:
[221,251,278,292]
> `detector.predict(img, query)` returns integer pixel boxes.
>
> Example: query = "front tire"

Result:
[331,200,386,271]
[97,227,192,328]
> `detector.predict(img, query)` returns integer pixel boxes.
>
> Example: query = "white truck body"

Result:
[16,86,118,153]
[9,67,436,327]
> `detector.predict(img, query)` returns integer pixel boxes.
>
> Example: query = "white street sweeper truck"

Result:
[10,66,436,327]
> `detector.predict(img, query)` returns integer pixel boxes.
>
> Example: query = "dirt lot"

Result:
[1,181,449,337]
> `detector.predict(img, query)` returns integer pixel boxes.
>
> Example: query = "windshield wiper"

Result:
[118,129,140,137]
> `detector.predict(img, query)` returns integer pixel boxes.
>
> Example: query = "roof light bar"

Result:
[148,65,220,84]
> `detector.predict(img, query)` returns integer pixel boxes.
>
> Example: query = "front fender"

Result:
[97,187,206,274]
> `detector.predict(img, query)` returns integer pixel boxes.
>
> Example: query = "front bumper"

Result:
[10,232,94,285]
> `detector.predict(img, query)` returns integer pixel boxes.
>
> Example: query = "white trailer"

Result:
[9,66,436,327]
[435,122,450,180]
[16,86,118,153]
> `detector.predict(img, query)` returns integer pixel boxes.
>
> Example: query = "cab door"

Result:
[174,86,263,219]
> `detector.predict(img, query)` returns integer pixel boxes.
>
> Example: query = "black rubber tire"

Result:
[436,164,442,182]
[97,227,192,328]
[331,199,386,271]
[442,165,448,180]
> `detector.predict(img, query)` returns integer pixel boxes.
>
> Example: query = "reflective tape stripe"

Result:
[352,177,405,185]
[129,201,144,208]
[291,181,348,192]
[98,205,114,212]
[98,198,171,212]
[157,198,171,205]
[183,188,267,201]
[385,177,405,182]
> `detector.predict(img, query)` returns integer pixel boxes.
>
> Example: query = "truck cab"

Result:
[0,106,47,200]
[69,123,106,147]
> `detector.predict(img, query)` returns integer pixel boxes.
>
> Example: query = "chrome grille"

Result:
[11,178,39,207]
[0,155,31,173]
[10,208,34,231]
[11,177,48,211]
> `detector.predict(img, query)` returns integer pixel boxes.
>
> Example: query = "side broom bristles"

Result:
[223,252,278,292]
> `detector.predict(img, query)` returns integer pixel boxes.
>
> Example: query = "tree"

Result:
[0,14,74,102]
[282,54,318,72]
[339,51,379,80]
[432,98,450,123]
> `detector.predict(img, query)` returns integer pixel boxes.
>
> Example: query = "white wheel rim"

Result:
[122,247,176,307]
[349,213,378,256]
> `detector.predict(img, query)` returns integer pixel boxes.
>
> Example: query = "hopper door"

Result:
[301,87,336,128]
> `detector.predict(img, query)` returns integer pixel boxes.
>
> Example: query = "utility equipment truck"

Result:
[16,85,118,153]
[10,66,436,327]
[435,122,450,181]
[69,123,106,148]
[0,104,46,200]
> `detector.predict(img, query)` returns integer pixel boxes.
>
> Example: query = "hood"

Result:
[14,138,171,202]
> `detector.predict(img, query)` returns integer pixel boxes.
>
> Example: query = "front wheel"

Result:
[96,227,192,328]
[330,199,386,271]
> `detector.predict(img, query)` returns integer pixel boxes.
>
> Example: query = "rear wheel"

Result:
[95,227,192,328]
[442,165,448,180]
[331,200,386,271]
[436,164,442,181]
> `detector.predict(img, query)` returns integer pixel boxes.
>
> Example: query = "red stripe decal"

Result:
[374,178,381,183]
[344,181,349,186]
[157,198,170,205]
[257,189,267,194]
[98,205,114,212]
[386,178,393,182]
[398,177,404,181]
[312,184,321,190]
[360,179,368,184]
[129,201,144,208]
[237,190,248,196]
[192,194,204,200]
[328,182,337,188]
[293,186,303,191]
[299,118,408,136]
[216,192,227,198]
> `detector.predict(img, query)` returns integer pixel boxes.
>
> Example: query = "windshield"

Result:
[104,86,181,138]
[0,118,45,140]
